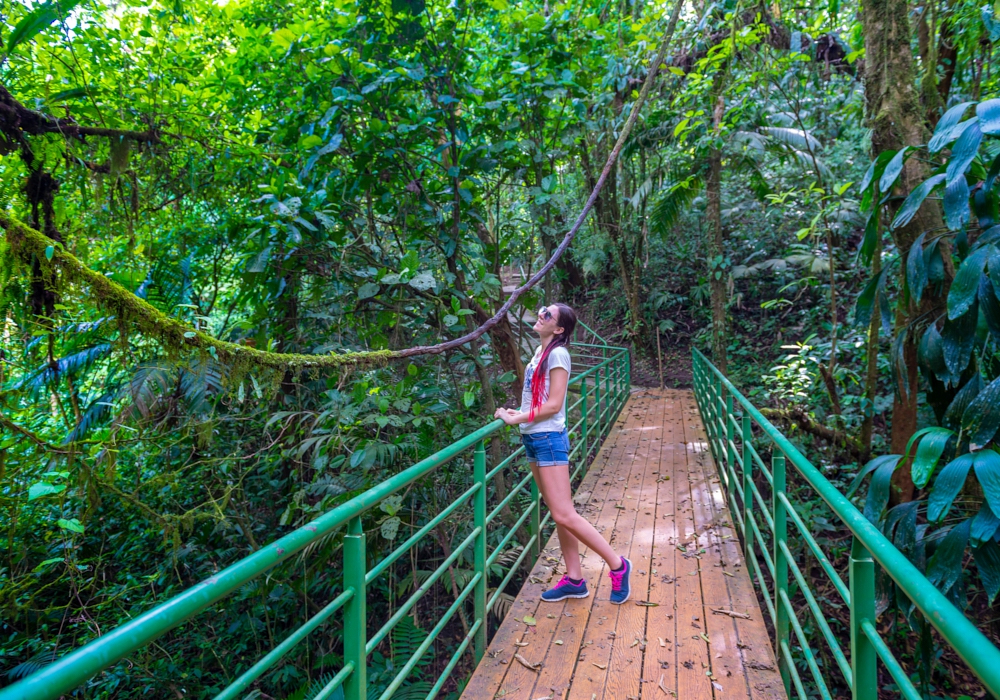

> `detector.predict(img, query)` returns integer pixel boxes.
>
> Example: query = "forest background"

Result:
[3,0,1000,696]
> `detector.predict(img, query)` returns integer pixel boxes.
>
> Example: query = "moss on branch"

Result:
[1,214,394,372]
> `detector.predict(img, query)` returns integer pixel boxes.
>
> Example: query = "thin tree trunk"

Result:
[706,91,727,374]
[860,230,882,457]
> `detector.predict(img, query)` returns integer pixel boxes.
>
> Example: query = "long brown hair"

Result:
[528,303,578,420]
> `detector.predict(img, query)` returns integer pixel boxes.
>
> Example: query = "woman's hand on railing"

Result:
[493,408,520,425]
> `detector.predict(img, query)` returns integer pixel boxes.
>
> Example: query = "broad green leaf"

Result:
[906,232,928,304]
[945,375,983,429]
[56,518,85,534]
[879,147,909,193]
[859,149,896,193]
[980,274,1000,340]
[971,502,1000,545]
[44,245,54,261]
[853,268,888,329]
[988,152,1000,191]
[33,557,64,572]
[28,482,66,500]
[6,0,82,53]
[523,615,536,626]
[929,103,974,152]
[928,454,974,522]
[974,539,1000,603]
[946,120,983,184]
[918,323,947,380]
[858,211,878,265]
[943,175,970,230]
[978,98,1000,135]
[891,174,945,230]
[847,454,899,497]
[948,245,994,319]
[905,427,955,488]
[927,520,970,592]
[942,305,977,377]
[964,377,1000,449]
[864,457,900,522]
[357,282,380,299]
[974,451,1000,522]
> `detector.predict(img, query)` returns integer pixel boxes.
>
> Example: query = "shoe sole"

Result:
[541,590,591,602]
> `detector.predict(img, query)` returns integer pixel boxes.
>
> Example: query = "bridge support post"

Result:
[741,413,753,565]
[344,516,367,700]
[581,383,589,464]
[474,440,488,663]
[594,366,602,443]
[850,537,877,700]
[725,393,736,507]
[772,453,791,697]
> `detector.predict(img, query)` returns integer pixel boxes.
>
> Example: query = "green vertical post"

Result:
[530,474,541,560]
[741,413,753,564]
[594,366,602,443]
[604,359,611,419]
[343,516,366,700]
[725,393,736,486]
[772,453,791,697]
[473,440,487,663]
[850,537,877,700]
[581,383,589,462]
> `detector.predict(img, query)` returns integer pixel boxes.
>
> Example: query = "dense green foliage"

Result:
[5,0,1000,695]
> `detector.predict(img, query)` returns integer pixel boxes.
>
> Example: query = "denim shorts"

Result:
[521,430,570,466]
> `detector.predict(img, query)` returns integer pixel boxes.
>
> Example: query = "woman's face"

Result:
[533,305,565,336]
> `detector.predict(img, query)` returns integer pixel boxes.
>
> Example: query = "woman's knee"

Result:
[551,508,579,527]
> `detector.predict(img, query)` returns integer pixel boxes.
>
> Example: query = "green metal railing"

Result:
[0,326,629,700]
[692,348,1000,699]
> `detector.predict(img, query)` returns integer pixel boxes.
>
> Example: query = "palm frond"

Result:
[758,126,821,151]
[65,392,116,443]
[179,358,225,414]
[648,175,704,239]
[12,343,113,395]
[117,363,173,421]
[25,317,114,353]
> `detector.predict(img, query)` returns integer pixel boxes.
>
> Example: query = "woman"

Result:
[493,303,632,604]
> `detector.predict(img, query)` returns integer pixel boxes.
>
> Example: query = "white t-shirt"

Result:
[519,345,572,434]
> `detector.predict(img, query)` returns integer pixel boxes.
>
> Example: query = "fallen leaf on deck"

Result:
[554,640,563,645]
[514,642,529,647]
[712,682,724,691]
[592,663,607,670]
[711,607,751,620]
[635,600,658,606]
[722,571,735,577]
[523,616,536,626]
[658,637,666,647]
[514,653,541,671]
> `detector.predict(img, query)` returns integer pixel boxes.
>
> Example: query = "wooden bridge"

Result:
[462,389,785,700]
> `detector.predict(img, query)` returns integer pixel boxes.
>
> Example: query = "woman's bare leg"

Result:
[534,463,623,571]
[531,462,584,579]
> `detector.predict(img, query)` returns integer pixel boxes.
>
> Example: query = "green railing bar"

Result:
[860,619,922,700]
[486,446,525,482]
[748,478,775,533]
[778,588,835,700]
[487,472,533,525]
[747,441,773,486]
[377,572,483,700]
[214,587,355,700]
[487,536,537,614]
[748,546,776,624]
[314,662,355,700]
[694,347,1000,697]
[779,639,810,700]
[576,319,609,345]
[367,483,480,584]
[426,619,482,700]
[366,527,480,654]
[779,540,852,686]
[777,492,849,603]
[486,504,534,569]
[748,514,775,578]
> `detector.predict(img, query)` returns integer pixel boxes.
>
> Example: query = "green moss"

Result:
[1,213,398,374]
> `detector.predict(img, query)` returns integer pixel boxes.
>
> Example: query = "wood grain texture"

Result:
[460,390,786,700]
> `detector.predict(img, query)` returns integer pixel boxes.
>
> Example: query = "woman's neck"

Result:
[539,334,554,352]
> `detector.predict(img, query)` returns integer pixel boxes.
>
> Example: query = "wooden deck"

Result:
[463,389,785,700]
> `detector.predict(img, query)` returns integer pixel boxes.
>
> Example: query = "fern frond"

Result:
[65,392,117,443]
[12,343,113,395]
[758,126,821,151]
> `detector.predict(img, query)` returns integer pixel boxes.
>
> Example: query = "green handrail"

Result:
[0,343,631,700]
[692,348,1000,699]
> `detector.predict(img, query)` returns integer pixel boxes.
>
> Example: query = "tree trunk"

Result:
[861,0,952,499]
[706,93,727,374]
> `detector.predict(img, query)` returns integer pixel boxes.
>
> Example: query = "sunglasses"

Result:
[537,307,553,322]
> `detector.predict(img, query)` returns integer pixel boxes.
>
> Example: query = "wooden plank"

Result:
[564,394,654,700]
[641,389,683,698]
[528,405,637,700]
[673,392,715,700]
[684,393,786,700]
[598,391,665,700]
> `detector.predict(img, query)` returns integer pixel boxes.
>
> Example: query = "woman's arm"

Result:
[494,367,568,426]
